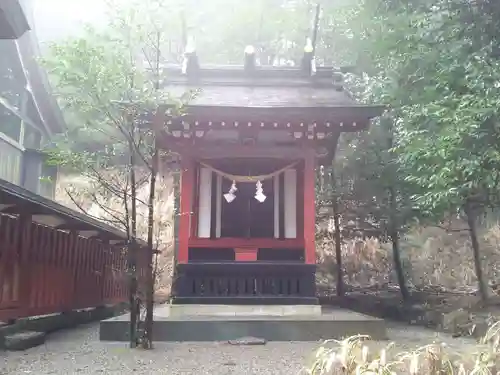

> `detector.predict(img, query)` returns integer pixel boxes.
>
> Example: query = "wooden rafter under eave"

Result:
[163,104,386,125]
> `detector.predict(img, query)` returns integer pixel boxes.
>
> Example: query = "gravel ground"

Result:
[0,322,479,375]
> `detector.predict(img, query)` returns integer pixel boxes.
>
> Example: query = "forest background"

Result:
[43,0,500,312]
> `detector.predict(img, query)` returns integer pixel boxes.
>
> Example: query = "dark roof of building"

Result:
[15,3,66,134]
[161,65,384,117]
[168,85,357,108]
[17,33,66,134]
[0,176,146,246]
[0,0,30,39]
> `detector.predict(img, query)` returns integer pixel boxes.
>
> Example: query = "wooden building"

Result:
[157,46,383,304]
[0,0,64,198]
[0,0,30,39]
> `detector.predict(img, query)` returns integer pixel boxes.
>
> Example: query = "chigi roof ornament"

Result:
[244,45,257,73]
[304,38,314,54]
[182,36,199,76]
[301,4,320,77]
[301,38,316,76]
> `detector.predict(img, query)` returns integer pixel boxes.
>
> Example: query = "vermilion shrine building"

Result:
[157,47,382,305]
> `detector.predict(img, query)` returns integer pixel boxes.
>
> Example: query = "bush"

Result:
[305,321,500,374]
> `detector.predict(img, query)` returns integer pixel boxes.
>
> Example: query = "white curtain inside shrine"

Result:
[273,174,280,239]
[215,174,222,238]
[284,168,297,239]
[197,167,212,238]
[196,164,298,239]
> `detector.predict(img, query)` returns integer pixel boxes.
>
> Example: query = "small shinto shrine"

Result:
[157,46,383,305]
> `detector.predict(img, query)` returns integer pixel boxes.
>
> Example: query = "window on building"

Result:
[0,39,26,144]
[23,123,41,149]
[0,104,22,142]
[39,162,57,199]
[25,93,44,130]
[0,40,26,110]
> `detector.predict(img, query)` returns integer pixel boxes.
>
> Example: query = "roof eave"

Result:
[0,0,30,40]
[168,104,386,122]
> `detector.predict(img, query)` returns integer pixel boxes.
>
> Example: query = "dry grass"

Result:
[316,222,500,294]
[55,169,175,303]
[305,321,500,374]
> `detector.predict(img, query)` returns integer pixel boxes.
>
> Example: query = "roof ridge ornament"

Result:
[304,38,314,54]
[244,45,256,55]
[301,38,316,77]
[244,45,257,74]
[182,36,200,77]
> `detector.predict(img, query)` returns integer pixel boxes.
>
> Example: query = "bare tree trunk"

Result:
[388,186,409,302]
[171,172,180,299]
[333,198,344,296]
[464,200,489,304]
[144,147,158,348]
[128,247,138,345]
[142,31,162,347]
[384,119,409,302]
[329,168,344,297]
[128,123,139,349]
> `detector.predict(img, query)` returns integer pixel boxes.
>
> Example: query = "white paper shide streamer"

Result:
[224,180,238,203]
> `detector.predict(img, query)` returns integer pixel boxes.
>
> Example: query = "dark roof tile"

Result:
[161,65,361,108]
[166,85,355,108]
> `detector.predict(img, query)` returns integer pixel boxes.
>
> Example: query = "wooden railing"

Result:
[174,262,317,304]
[0,212,130,321]
[0,178,147,322]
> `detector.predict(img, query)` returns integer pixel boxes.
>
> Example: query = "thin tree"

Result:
[43,0,192,348]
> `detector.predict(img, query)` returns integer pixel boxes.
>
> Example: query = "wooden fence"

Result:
[0,178,147,322]
[0,213,131,321]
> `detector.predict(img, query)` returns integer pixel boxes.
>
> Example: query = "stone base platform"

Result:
[168,304,322,317]
[99,305,387,342]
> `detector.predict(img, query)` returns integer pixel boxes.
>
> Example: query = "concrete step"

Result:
[2,331,46,351]
[0,304,128,351]
[172,296,319,305]
[100,309,387,342]
[166,304,322,317]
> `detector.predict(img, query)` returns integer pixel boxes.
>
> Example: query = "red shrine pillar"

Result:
[178,156,194,264]
[303,150,316,264]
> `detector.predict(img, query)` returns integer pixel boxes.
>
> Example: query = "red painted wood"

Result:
[0,216,13,309]
[162,141,309,160]
[19,215,33,310]
[73,236,82,306]
[191,163,199,238]
[98,241,106,302]
[0,212,145,322]
[66,231,77,310]
[188,237,304,249]
[178,157,195,264]
[303,150,316,264]
[234,247,258,261]
[161,108,372,130]
[296,161,305,239]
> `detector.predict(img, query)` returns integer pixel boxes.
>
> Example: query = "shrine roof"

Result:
[161,65,383,115]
